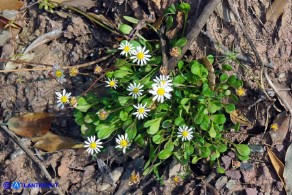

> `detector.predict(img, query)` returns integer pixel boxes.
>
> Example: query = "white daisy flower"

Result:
[84,135,103,155]
[153,75,173,87]
[52,64,66,84]
[118,41,134,57]
[133,103,150,120]
[149,84,173,103]
[177,125,193,141]
[115,133,130,154]
[130,46,151,65]
[55,89,71,109]
[127,82,144,99]
[105,78,118,89]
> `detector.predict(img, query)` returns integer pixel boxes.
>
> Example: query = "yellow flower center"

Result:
[270,123,279,131]
[133,87,139,94]
[60,96,68,103]
[182,131,189,137]
[69,68,78,77]
[109,80,116,87]
[138,108,145,114]
[236,87,246,96]
[89,142,97,149]
[137,52,144,60]
[120,140,128,147]
[157,88,165,96]
[173,176,180,183]
[55,70,63,78]
[124,46,130,52]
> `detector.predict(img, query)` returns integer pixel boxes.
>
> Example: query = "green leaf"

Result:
[174,117,185,126]
[175,37,187,47]
[152,134,163,144]
[191,60,201,76]
[200,115,210,130]
[162,120,172,128]
[216,167,225,174]
[234,80,243,88]
[97,124,118,139]
[227,75,237,86]
[224,103,235,113]
[178,2,190,12]
[145,117,162,135]
[220,73,228,83]
[173,75,185,85]
[210,114,226,124]
[178,60,184,70]
[222,64,233,71]
[208,101,222,113]
[166,16,174,31]
[130,40,140,48]
[119,110,128,121]
[134,134,146,147]
[164,139,174,152]
[74,110,84,126]
[235,144,250,157]
[209,125,216,138]
[118,96,131,106]
[119,24,133,34]
[218,144,228,153]
[158,149,172,160]
[207,55,214,64]
[123,16,139,24]
[75,97,91,112]
[166,4,176,14]
[238,154,249,161]
[191,156,199,164]
[113,69,131,78]
[181,98,190,105]
[200,147,211,158]
[125,120,137,140]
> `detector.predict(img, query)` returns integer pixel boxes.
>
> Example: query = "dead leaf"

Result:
[31,131,83,152]
[7,113,54,138]
[166,12,183,40]
[0,0,24,11]
[201,56,215,90]
[230,110,251,126]
[266,0,288,23]
[267,147,285,186]
[215,1,235,23]
[283,143,292,194]
[269,111,289,145]
[62,0,96,10]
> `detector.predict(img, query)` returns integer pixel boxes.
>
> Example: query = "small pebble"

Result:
[249,145,264,153]
[245,188,258,195]
[215,176,228,189]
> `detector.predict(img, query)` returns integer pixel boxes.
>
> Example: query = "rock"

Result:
[99,167,124,191]
[249,145,264,153]
[240,162,254,171]
[168,159,184,178]
[245,188,258,195]
[215,176,228,189]
[221,155,232,169]
[225,179,237,190]
[241,170,257,183]
[228,151,236,158]
[0,31,12,46]
[225,170,241,180]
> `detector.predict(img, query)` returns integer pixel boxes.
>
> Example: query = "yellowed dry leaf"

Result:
[5,53,35,70]
[266,0,288,23]
[7,113,54,138]
[269,111,289,145]
[31,131,83,152]
[86,13,117,29]
[267,147,285,186]
[0,0,24,11]
[230,110,251,126]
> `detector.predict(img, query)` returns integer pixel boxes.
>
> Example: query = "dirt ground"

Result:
[0,0,291,194]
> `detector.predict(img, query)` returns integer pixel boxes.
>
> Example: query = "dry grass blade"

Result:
[284,143,292,194]
[7,112,54,138]
[266,0,288,23]
[267,147,285,186]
